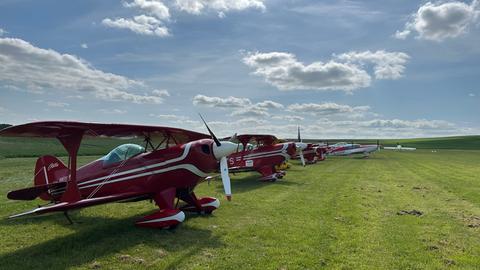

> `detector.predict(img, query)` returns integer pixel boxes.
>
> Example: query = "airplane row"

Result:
[0,120,412,229]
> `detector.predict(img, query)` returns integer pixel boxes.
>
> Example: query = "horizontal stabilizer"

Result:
[9,192,145,219]
[7,182,66,201]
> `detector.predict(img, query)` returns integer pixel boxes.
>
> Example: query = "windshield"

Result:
[102,144,145,166]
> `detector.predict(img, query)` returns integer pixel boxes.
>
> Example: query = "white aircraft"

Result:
[383,144,416,151]
[327,142,379,157]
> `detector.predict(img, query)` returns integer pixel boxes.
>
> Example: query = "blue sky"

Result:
[1,0,479,138]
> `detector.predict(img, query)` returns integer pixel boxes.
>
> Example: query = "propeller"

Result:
[199,113,221,147]
[219,156,231,201]
[199,114,237,201]
[296,126,306,166]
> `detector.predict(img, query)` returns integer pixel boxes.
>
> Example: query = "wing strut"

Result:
[57,131,84,203]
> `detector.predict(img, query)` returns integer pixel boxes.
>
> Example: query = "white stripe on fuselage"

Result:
[80,164,209,190]
[51,142,208,194]
[78,142,194,187]
[240,143,290,160]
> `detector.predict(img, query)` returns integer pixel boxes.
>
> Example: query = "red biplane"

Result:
[0,119,238,229]
[292,127,327,165]
[225,134,296,182]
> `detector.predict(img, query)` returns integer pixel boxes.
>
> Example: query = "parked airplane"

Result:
[294,127,321,165]
[225,134,296,181]
[1,119,238,229]
[383,144,416,151]
[327,141,379,157]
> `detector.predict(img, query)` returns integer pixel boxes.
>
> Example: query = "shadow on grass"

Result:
[218,174,300,195]
[0,213,223,270]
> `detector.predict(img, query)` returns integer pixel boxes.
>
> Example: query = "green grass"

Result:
[1,150,479,269]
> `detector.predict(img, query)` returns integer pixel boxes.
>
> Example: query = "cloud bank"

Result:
[395,0,480,41]
[103,0,266,36]
[0,38,168,103]
[243,50,409,92]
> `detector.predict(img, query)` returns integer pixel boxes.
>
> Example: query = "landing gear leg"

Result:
[178,189,220,214]
[136,188,185,229]
[64,211,73,225]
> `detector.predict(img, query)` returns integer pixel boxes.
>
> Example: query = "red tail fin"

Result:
[34,155,69,200]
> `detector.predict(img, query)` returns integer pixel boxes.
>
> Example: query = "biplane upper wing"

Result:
[9,191,147,218]
[0,121,209,144]
[225,134,278,146]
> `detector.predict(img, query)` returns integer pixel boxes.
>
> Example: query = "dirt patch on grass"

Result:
[117,254,145,264]
[397,210,423,216]
[464,216,480,228]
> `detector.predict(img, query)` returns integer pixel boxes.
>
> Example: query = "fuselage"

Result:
[227,142,296,173]
[49,139,218,201]
[327,144,378,156]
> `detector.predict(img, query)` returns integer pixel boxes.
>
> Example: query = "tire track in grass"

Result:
[303,156,397,269]
[399,152,480,205]
[388,152,480,268]
[368,152,444,269]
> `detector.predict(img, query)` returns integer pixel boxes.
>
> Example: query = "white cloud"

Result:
[102,15,169,37]
[81,43,88,49]
[287,102,370,117]
[103,0,262,37]
[174,0,265,15]
[46,101,69,108]
[0,28,6,36]
[243,51,377,92]
[360,119,455,130]
[0,38,167,104]
[256,100,284,109]
[193,94,252,108]
[335,50,410,79]
[152,89,170,97]
[271,115,304,122]
[124,0,170,20]
[149,114,189,121]
[395,1,480,41]
[230,106,270,117]
[192,95,285,118]
[469,93,476,97]
[305,118,463,138]
[99,109,127,114]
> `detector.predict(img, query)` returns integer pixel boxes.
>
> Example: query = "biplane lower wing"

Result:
[9,191,147,219]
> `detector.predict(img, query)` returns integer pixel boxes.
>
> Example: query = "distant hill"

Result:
[0,135,479,158]
[289,135,480,150]
[0,137,144,158]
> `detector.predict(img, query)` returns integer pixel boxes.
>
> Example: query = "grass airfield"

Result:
[1,149,480,269]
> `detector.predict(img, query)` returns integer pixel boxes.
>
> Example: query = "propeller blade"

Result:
[199,114,221,146]
[229,133,238,143]
[297,126,301,142]
[220,156,232,201]
[299,150,306,167]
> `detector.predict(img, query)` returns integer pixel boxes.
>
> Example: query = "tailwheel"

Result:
[135,209,185,229]
[180,197,220,215]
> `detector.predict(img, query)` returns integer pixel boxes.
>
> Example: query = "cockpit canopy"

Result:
[102,144,145,166]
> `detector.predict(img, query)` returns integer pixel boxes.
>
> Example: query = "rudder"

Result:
[34,155,69,200]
